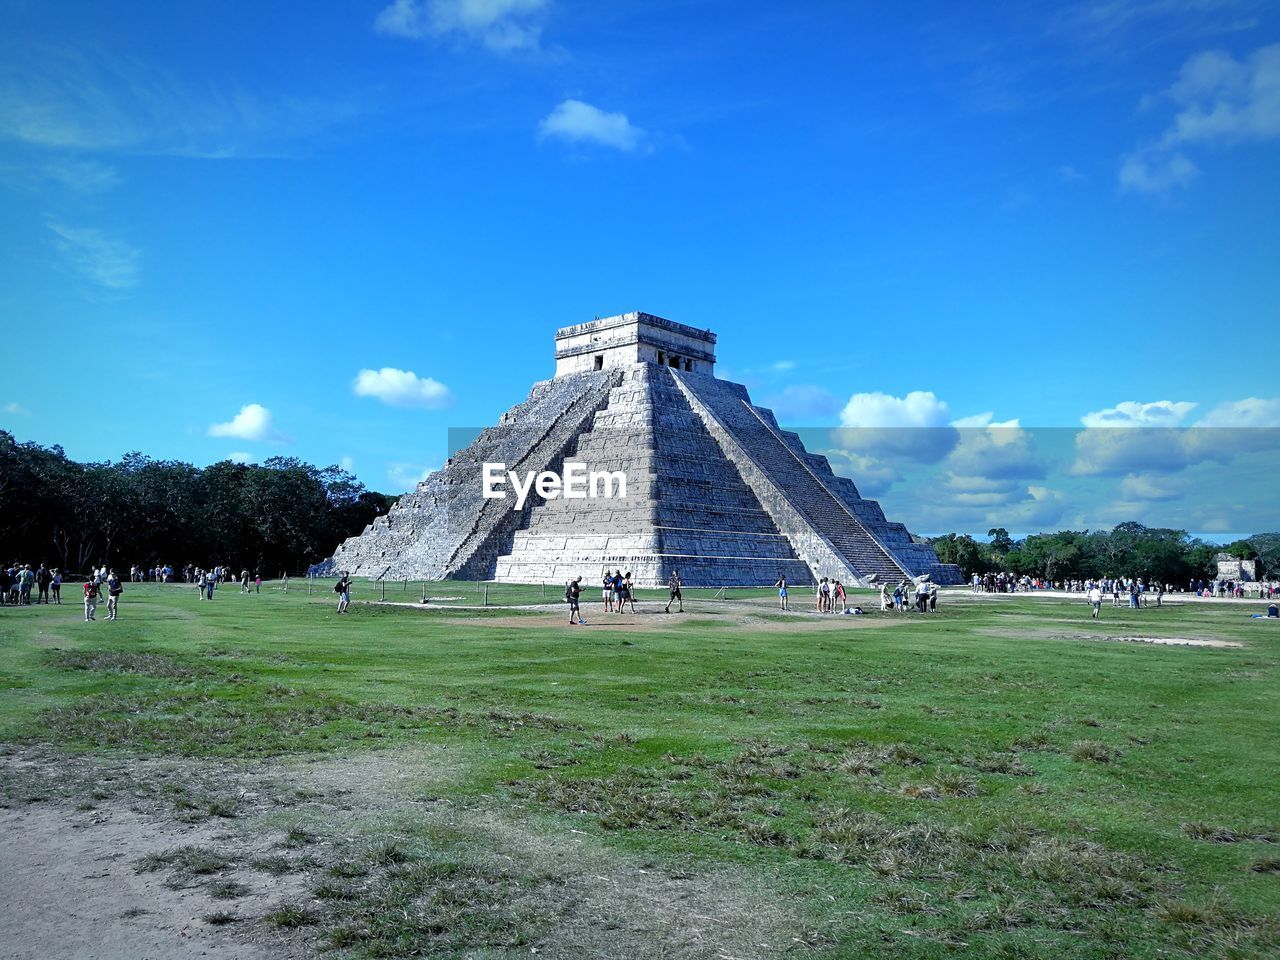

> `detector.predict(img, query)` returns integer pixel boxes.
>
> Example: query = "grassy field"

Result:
[1,582,1277,958]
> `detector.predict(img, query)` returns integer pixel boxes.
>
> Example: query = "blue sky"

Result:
[1,1,1278,537]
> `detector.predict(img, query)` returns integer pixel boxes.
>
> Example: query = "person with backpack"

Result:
[83,578,100,621]
[621,572,636,613]
[336,574,351,613]
[106,571,123,620]
[565,575,584,625]
[610,570,625,614]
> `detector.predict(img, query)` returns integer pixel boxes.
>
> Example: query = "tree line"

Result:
[928,523,1277,585]
[0,431,396,577]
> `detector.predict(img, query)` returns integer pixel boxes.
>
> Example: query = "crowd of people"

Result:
[1,563,61,605]
[970,571,1278,601]
[0,559,271,622]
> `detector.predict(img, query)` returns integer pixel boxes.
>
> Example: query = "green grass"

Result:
[1,581,1278,958]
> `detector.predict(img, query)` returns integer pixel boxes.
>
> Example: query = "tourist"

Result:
[833,579,847,614]
[83,578,99,621]
[664,570,683,613]
[817,577,829,613]
[18,564,35,604]
[254,572,261,593]
[36,564,51,604]
[775,574,789,611]
[50,569,61,604]
[0,566,10,605]
[1088,584,1103,618]
[621,572,636,612]
[611,569,624,613]
[106,571,123,620]
[336,574,351,613]
[928,583,938,612]
[602,571,614,613]
[241,568,251,593]
[565,575,584,625]
[915,580,929,613]
[879,583,889,612]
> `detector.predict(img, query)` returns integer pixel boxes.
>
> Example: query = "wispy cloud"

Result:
[387,461,437,491]
[207,403,287,443]
[539,99,645,151]
[1122,41,1280,192]
[761,384,841,422]
[226,451,255,465]
[0,42,358,158]
[353,367,453,409]
[375,0,550,53]
[46,221,140,289]
[3,401,30,416]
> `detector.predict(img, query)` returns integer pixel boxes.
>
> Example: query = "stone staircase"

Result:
[674,373,912,585]
[494,364,814,586]
[443,368,623,579]
[323,368,618,579]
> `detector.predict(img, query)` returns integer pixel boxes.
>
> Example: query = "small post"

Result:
[421,581,427,603]
[403,578,407,593]
[542,582,546,602]
[484,584,489,607]
[307,576,312,596]
[381,579,386,602]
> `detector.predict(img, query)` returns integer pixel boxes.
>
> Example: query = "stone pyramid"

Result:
[324,312,961,587]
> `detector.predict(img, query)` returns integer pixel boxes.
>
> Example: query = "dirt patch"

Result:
[0,804,306,960]
[1100,636,1243,648]
[980,626,1244,649]
[1,746,807,959]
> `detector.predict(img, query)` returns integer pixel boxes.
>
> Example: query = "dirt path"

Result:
[0,804,291,960]
[0,747,804,960]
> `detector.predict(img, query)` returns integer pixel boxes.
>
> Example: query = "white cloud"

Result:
[340,455,356,472]
[387,461,437,491]
[834,390,958,463]
[946,420,1046,482]
[207,403,285,442]
[1196,397,1280,427]
[841,390,952,429]
[3,401,30,416]
[375,0,548,52]
[1120,473,1186,502]
[1122,42,1280,192]
[47,221,140,289]
[770,360,796,373]
[227,451,254,464]
[539,99,644,151]
[1072,397,1280,475]
[1080,399,1197,428]
[353,367,453,409]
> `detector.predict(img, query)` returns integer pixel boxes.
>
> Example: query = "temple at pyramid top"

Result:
[319,311,962,588]
[555,312,717,377]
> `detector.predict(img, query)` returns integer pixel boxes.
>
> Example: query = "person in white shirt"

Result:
[1088,585,1103,619]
